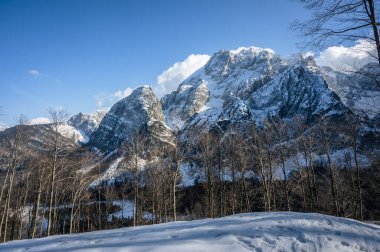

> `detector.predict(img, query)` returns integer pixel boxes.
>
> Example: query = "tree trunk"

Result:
[280,150,290,211]
[365,0,380,65]
[353,140,364,220]
[69,200,75,234]
[325,141,339,216]
[47,138,58,236]
[2,167,15,242]
[18,172,30,240]
[32,167,44,238]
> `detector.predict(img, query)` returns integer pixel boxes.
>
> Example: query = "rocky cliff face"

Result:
[89,86,174,152]
[321,63,380,120]
[68,110,106,140]
[162,47,350,138]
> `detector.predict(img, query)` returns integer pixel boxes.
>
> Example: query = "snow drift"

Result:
[1,212,379,252]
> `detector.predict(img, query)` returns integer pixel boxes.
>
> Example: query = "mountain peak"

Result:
[229,46,275,56]
[68,110,106,140]
[124,85,152,99]
[162,45,351,133]
[136,85,152,91]
[89,85,173,152]
[204,46,282,79]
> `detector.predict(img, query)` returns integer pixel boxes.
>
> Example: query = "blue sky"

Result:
[0,0,313,125]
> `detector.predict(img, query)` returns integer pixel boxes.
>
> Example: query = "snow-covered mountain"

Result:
[68,110,106,142]
[21,110,107,144]
[321,63,380,119]
[80,46,379,185]
[162,47,285,130]
[0,111,105,155]
[0,124,7,132]
[1,46,378,185]
[27,117,52,125]
[162,47,349,137]
[89,86,174,152]
[0,124,78,161]
[55,123,89,143]
[1,212,379,251]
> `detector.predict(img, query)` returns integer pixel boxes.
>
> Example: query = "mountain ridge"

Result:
[1,46,378,186]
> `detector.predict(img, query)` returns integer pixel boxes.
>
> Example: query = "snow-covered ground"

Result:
[1,212,379,252]
[108,200,153,222]
[89,156,125,188]
[108,200,134,220]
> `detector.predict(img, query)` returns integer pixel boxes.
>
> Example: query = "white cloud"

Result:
[154,54,210,98]
[94,87,134,109]
[113,88,134,100]
[28,69,40,77]
[93,54,210,109]
[316,40,377,71]
[27,69,50,78]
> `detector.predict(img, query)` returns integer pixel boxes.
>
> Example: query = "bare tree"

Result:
[46,108,68,236]
[222,129,238,215]
[0,115,28,242]
[344,115,364,220]
[293,0,380,64]
[247,122,274,211]
[197,131,218,218]
[318,117,339,216]
[272,118,291,211]
[122,133,146,226]
[169,137,189,222]
[31,159,48,238]
[69,174,92,234]
[293,116,320,212]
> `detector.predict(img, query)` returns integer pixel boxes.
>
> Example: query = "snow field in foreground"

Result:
[1,212,380,252]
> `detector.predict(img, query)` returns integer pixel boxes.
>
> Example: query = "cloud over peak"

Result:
[154,54,210,98]
[316,40,377,71]
[93,53,210,109]
[94,87,134,109]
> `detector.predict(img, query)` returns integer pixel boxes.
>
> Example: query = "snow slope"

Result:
[1,212,379,252]
[28,117,52,125]
[89,156,124,188]
[56,124,88,143]
[68,110,106,141]
[0,124,7,132]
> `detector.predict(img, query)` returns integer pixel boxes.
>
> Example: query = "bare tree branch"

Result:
[293,0,380,64]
